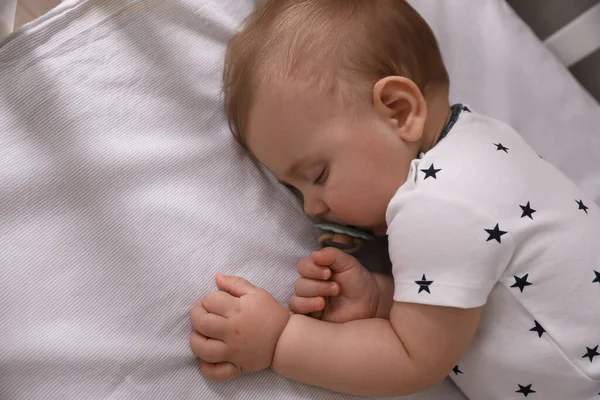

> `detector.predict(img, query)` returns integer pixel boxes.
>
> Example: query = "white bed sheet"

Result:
[0,0,598,399]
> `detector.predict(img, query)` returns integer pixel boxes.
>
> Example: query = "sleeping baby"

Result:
[189,1,600,398]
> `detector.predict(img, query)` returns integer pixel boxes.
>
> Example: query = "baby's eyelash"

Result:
[313,168,327,185]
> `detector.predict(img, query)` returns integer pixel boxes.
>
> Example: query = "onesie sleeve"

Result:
[386,188,514,308]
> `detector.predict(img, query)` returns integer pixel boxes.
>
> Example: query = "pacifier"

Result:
[316,223,375,254]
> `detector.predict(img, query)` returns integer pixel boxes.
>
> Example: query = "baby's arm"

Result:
[190,266,479,397]
[273,302,480,397]
[279,248,476,395]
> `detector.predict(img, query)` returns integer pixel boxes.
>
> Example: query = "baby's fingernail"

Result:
[314,297,324,308]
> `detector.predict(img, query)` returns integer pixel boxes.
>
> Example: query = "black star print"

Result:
[415,274,433,294]
[516,384,536,397]
[485,224,507,243]
[421,164,441,180]
[511,274,532,292]
[462,106,471,112]
[582,345,599,362]
[593,270,600,284]
[529,320,545,338]
[494,143,509,153]
[576,199,589,214]
[452,365,463,375]
[520,202,536,220]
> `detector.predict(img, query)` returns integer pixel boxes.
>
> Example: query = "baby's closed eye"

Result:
[305,164,328,185]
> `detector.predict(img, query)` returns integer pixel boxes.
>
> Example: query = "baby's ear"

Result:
[372,76,427,143]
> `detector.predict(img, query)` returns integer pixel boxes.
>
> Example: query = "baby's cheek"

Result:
[331,186,383,225]
[359,183,393,223]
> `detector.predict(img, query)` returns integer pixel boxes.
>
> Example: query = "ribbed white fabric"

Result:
[0,0,599,399]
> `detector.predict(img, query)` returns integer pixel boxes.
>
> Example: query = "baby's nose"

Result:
[303,196,328,217]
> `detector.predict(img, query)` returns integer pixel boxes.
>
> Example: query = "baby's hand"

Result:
[189,274,290,381]
[290,247,379,323]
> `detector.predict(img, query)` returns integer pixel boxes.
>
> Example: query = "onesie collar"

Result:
[435,103,470,145]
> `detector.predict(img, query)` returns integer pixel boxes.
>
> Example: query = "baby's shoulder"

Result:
[408,112,555,205]
[393,110,598,239]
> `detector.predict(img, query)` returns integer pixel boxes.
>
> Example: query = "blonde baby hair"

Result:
[223,0,449,145]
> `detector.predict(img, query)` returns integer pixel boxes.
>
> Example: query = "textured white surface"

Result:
[0,0,599,399]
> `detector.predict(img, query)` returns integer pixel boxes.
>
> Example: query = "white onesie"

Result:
[386,105,600,399]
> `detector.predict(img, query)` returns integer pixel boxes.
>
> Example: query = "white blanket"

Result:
[1,0,599,399]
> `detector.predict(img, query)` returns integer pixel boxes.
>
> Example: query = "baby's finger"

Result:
[203,291,239,318]
[313,247,358,273]
[297,256,331,280]
[294,277,339,298]
[311,247,338,267]
[199,360,238,382]
[189,300,208,329]
[190,310,229,340]
[289,295,326,315]
[190,331,229,364]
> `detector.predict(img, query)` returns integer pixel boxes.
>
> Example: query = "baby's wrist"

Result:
[269,311,293,368]
[271,313,306,374]
[373,273,395,319]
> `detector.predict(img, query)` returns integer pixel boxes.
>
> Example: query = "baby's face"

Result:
[246,82,415,235]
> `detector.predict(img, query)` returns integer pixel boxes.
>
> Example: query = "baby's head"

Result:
[224,0,449,234]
